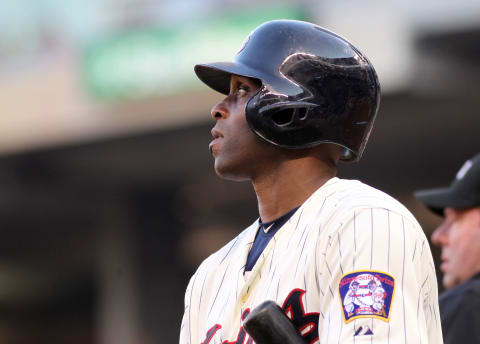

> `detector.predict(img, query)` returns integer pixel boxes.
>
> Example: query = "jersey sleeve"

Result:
[179,274,193,344]
[316,207,443,343]
[180,269,202,344]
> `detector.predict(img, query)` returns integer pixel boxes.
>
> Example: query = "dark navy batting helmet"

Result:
[194,19,380,162]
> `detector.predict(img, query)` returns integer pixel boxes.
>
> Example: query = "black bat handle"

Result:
[243,301,307,344]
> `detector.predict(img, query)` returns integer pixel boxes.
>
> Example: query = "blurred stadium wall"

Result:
[0,0,479,343]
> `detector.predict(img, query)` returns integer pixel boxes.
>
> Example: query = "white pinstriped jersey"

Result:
[180,177,443,344]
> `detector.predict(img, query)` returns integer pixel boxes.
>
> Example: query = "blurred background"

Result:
[0,0,479,343]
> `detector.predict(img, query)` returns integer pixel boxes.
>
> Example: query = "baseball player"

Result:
[180,20,443,344]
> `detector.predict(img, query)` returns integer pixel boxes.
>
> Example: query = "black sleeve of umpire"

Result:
[442,294,480,344]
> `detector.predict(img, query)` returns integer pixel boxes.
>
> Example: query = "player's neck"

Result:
[252,156,337,222]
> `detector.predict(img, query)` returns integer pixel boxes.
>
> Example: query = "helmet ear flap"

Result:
[296,107,308,121]
[271,107,308,127]
[255,99,315,130]
[271,108,294,126]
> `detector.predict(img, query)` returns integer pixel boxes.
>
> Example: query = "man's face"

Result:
[431,207,480,289]
[208,75,276,180]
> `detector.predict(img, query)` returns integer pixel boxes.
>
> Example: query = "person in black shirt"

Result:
[415,153,480,344]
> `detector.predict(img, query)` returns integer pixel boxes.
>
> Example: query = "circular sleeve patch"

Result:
[338,270,395,323]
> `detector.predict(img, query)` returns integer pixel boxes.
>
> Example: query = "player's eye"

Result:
[234,83,250,97]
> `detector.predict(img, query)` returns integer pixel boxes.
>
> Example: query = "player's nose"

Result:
[210,100,228,121]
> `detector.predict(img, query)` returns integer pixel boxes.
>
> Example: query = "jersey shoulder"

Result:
[326,178,419,224]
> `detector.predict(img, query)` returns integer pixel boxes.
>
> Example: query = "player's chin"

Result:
[214,159,250,182]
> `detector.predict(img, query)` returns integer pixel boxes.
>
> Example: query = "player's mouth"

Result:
[209,128,224,155]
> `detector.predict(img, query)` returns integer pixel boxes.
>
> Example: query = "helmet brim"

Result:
[194,62,262,95]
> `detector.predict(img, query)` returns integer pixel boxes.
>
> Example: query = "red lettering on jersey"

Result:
[201,289,320,344]
[281,289,319,344]
[201,324,222,344]
[221,309,250,344]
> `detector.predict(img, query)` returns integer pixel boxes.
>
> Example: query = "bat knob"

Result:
[243,300,307,344]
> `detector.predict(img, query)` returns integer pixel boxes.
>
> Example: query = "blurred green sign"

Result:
[83,5,306,100]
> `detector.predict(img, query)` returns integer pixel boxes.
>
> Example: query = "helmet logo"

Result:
[236,32,252,56]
